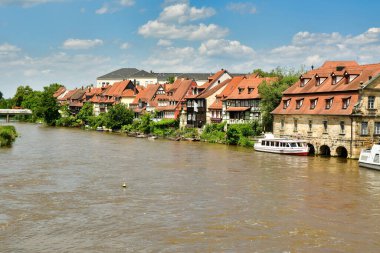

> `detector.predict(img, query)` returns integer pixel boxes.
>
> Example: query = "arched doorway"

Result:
[319,145,331,157]
[307,143,315,156]
[336,146,348,158]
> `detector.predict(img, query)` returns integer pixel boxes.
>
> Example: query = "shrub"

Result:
[0,126,18,147]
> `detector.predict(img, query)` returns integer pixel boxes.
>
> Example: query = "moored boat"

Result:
[254,134,309,156]
[359,144,380,170]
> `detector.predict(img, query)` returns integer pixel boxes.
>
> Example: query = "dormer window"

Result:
[300,78,311,87]
[342,97,350,109]
[296,99,304,109]
[283,99,291,109]
[325,98,333,109]
[331,73,337,84]
[310,98,318,109]
[238,88,244,94]
[349,75,359,82]
[248,88,254,94]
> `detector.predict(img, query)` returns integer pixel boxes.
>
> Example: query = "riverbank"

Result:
[0,125,17,147]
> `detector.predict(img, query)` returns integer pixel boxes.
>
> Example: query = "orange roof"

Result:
[60,89,78,101]
[197,78,231,99]
[53,86,66,98]
[226,106,250,112]
[284,61,380,95]
[198,69,228,90]
[272,93,359,115]
[227,76,277,100]
[131,84,160,105]
[103,80,133,97]
[121,89,137,97]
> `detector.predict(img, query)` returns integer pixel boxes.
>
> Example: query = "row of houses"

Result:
[54,69,276,127]
[55,60,380,159]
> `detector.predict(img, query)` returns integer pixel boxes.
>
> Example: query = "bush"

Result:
[0,126,18,147]
[238,136,253,147]
[56,116,82,127]
[226,125,240,145]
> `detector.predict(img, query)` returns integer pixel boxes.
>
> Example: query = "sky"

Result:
[0,0,380,97]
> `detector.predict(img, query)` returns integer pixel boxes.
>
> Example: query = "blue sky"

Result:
[0,0,380,97]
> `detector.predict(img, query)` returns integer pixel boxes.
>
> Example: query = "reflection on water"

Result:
[1,123,380,252]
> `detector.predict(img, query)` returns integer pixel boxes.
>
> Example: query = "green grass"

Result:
[0,125,18,147]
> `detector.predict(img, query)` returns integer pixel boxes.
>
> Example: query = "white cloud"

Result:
[259,27,380,69]
[0,0,64,7]
[159,3,215,24]
[138,2,226,41]
[119,0,134,6]
[0,43,21,54]
[157,39,172,47]
[226,2,257,14]
[139,21,228,41]
[95,0,135,14]
[120,42,130,49]
[62,39,103,50]
[199,39,255,58]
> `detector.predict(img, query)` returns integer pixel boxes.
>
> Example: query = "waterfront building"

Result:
[186,69,232,127]
[89,80,139,116]
[272,61,380,158]
[129,84,161,117]
[222,75,277,124]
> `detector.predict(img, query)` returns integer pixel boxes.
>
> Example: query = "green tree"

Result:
[0,91,3,100]
[77,103,93,123]
[258,70,300,131]
[13,85,34,107]
[40,84,62,126]
[166,76,175,84]
[105,104,134,130]
[139,113,152,134]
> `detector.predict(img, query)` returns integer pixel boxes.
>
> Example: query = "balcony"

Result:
[227,119,251,124]
[211,118,222,123]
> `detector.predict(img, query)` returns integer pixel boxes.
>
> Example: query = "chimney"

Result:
[311,65,314,70]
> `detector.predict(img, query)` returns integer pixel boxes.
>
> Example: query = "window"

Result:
[375,122,380,135]
[340,121,345,134]
[361,122,369,135]
[323,120,328,132]
[368,96,375,109]
[325,98,333,109]
[342,97,350,109]
[310,99,317,109]
[315,75,320,86]
[283,99,290,109]
[331,74,337,85]
[294,119,298,131]
[281,119,284,129]
[308,120,312,132]
[248,88,254,94]
[296,99,304,109]
[238,88,244,94]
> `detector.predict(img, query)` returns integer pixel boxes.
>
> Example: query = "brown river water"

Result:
[1,122,380,252]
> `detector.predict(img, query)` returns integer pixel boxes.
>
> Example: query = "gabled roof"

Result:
[208,76,245,110]
[197,78,232,99]
[53,86,66,98]
[97,68,140,80]
[103,80,133,97]
[198,69,229,90]
[70,89,87,100]
[131,84,160,105]
[227,76,277,100]
[60,89,78,101]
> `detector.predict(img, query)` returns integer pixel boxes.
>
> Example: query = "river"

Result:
[1,123,380,252]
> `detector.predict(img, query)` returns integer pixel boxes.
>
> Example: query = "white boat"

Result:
[254,134,309,156]
[359,144,380,170]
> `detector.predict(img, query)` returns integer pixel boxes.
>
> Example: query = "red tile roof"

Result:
[103,80,133,97]
[273,60,380,116]
[198,69,228,90]
[226,106,250,112]
[272,93,359,115]
[130,84,160,105]
[197,78,232,99]
[227,76,277,100]
[53,86,66,98]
